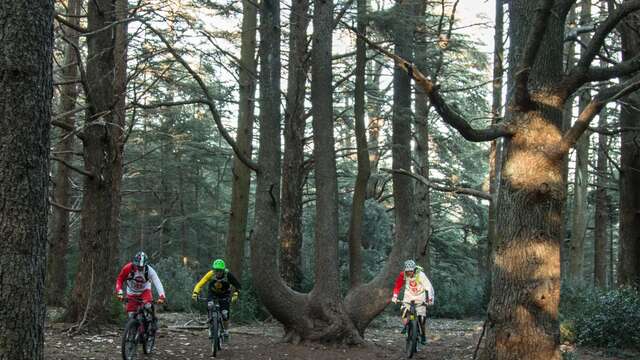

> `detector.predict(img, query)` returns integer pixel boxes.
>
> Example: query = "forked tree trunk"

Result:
[617,11,640,288]
[66,0,126,323]
[0,1,53,357]
[226,0,257,279]
[347,0,370,287]
[280,0,309,290]
[47,0,82,306]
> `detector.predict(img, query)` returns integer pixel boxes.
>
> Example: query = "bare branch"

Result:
[585,54,640,82]
[381,168,491,201]
[513,0,555,109]
[49,198,82,212]
[139,19,258,172]
[562,74,640,151]
[576,0,640,70]
[51,156,94,178]
[343,22,513,142]
[562,0,640,94]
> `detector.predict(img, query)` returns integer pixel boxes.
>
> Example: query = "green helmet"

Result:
[212,259,226,271]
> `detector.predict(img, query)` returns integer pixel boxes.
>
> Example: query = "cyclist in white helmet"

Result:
[391,259,435,345]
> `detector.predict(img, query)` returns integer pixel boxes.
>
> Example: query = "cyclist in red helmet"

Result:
[392,259,435,345]
[115,251,166,333]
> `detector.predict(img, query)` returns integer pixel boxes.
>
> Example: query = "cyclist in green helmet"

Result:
[192,258,241,339]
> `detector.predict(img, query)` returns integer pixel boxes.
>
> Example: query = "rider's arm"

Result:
[193,270,214,295]
[227,272,242,292]
[392,271,405,297]
[147,266,166,298]
[115,263,132,293]
[421,273,435,303]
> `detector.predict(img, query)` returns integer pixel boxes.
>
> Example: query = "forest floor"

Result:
[45,311,637,360]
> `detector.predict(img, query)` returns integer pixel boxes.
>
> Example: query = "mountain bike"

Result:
[196,296,226,357]
[121,297,158,360]
[402,300,426,359]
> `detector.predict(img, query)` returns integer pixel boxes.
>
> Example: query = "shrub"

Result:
[428,275,486,318]
[560,286,640,349]
[152,257,195,312]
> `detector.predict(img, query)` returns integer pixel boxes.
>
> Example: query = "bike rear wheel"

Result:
[121,319,139,360]
[405,320,418,358]
[211,315,220,357]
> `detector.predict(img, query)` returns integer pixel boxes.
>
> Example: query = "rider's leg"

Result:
[140,290,157,334]
[400,304,409,334]
[417,304,427,344]
[220,296,231,338]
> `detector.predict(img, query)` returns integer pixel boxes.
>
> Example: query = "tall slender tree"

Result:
[617,8,640,287]
[0,1,53,357]
[568,0,593,285]
[594,109,609,288]
[66,0,128,323]
[226,0,257,279]
[280,0,310,290]
[347,0,371,287]
[47,0,82,305]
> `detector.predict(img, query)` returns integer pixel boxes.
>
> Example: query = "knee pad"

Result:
[221,309,229,320]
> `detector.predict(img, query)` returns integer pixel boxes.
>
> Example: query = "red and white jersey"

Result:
[392,270,435,304]
[115,262,165,297]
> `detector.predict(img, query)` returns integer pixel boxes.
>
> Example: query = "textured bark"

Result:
[0,1,53,358]
[414,0,431,274]
[617,11,640,287]
[226,0,257,279]
[593,108,608,288]
[66,0,125,323]
[480,1,565,359]
[487,0,504,286]
[347,0,370,287]
[279,0,309,290]
[47,0,81,306]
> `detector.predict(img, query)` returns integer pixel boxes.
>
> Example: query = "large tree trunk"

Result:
[225,0,257,279]
[279,0,309,290]
[593,109,608,288]
[66,0,125,323]
[0,1,53,357]
[347,0,371,287]
[617,11,640,287]
[47,0,81,306]
[480,1,566,359]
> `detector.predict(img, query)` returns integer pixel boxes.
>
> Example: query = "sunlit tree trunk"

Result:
[0,0,53,357]
[280,0,309,290]
[47,0,81,306]
[226,0,257,279]
[481,1,566,358]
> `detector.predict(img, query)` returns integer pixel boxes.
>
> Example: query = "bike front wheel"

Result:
[121,319,139,360]
[211,316,220,357]
[405,320,418,359]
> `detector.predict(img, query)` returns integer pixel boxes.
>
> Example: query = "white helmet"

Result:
[404,259,417,272]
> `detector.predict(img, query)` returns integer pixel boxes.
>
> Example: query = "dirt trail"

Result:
[44,313,632,359]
